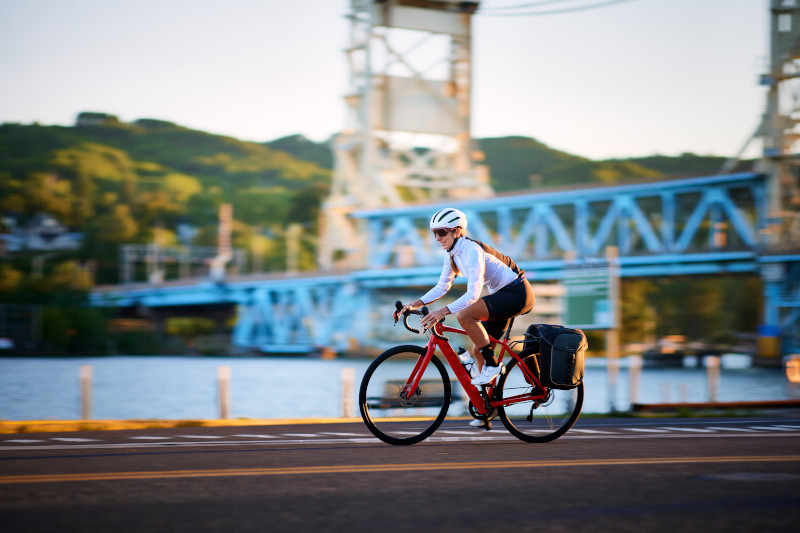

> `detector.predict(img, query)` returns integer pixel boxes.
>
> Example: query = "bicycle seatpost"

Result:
[503,317,516,342]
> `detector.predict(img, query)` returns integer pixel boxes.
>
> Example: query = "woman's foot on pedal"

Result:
[469,409,497,428]
[471,364,502,385]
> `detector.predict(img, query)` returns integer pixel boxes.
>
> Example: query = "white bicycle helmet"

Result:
[429,208,468,230]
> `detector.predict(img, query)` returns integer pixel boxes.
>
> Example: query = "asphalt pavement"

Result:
[1,415,799,532]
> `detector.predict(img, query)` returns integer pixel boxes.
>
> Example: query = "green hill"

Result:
[477,136,732,191]
[0,113,744,287]
[0,115,331,284]
[266,133,737,190]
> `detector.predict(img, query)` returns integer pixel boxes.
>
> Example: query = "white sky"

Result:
[0,0,769,160]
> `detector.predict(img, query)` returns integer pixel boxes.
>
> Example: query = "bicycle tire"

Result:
[496,357,583,443]
[359,344,452,445]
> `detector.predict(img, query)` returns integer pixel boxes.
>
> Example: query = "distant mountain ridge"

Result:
[268,133,739,192]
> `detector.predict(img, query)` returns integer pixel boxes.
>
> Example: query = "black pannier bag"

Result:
[523,324,587,390]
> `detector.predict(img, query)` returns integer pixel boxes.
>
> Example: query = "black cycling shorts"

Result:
[481,278,535,341]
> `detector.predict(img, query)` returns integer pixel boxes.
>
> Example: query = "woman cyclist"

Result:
[394,208,535,388]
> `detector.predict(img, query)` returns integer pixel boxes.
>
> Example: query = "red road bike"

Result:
[359,302,583,445]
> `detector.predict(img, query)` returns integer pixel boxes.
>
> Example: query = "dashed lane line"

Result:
[317,432,370,437]
[620,428,671,433]
[2,425,799,451]
[657,427,716,433]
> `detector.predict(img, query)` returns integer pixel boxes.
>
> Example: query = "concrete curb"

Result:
[0,418,365,434]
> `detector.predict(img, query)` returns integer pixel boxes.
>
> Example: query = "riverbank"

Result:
[4,398,800,434]
[0,417,364,434]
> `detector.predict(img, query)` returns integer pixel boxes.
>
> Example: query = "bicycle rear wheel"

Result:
[496,358,583,443]
[359,345,452,445]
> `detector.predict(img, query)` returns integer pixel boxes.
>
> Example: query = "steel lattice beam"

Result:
[355,173,766,270]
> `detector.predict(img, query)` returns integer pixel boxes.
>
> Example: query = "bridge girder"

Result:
[356,173,766,270]
[92,172,800,354]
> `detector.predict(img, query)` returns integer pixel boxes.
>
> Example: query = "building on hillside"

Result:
[0,213,82,254]
[75,112,120,126]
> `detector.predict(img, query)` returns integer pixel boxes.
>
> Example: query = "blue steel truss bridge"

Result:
[91,171,800,356]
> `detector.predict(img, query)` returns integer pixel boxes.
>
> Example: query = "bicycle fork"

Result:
[399,347,435,405]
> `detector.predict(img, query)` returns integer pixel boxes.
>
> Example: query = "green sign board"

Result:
[563,264,615,329]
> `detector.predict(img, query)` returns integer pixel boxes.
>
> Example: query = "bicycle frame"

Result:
[401,321,547,416]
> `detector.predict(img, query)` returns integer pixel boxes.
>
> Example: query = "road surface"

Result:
[1,416,799,532]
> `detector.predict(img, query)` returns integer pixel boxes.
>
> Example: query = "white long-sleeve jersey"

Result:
[419,237,522,313]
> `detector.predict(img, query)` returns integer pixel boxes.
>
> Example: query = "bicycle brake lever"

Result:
[419,306,449,341]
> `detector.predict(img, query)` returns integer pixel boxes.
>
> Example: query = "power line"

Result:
[478,0,638,17]
[479,0,577,11]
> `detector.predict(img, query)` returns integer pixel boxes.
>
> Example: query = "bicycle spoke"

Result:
[496,358,582,443]
[359,345,456,445]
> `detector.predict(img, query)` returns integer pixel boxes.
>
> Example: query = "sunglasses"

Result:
[432,228,451,238]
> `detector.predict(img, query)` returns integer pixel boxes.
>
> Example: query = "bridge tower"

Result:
[752,1,800,357]
[318,0,492,270]
[761,0,800,240]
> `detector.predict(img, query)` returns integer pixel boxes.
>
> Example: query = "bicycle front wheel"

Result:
[359,345,452,445]
[496,358,583,443]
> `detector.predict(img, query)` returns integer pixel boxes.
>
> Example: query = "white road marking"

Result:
[0,429,798,452]
[658,427,715,433]
[1,421,797,452]
[705,426,759,432]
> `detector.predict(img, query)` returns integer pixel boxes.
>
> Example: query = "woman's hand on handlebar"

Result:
[393,303,416,322]
[420,307,448,330]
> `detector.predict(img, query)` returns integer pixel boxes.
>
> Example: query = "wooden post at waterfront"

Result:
[706,356,720,402]
[341,367,355,418]
[80,364,92,420]
[218,366,231,419]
